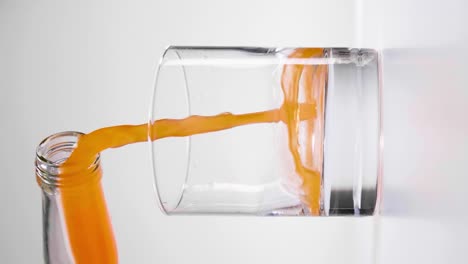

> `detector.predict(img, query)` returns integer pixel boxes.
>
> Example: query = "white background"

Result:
[1,0,468,263]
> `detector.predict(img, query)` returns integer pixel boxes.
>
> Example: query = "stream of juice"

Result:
[59,48,327,263]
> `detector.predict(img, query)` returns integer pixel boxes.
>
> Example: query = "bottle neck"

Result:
[35,131,101,193]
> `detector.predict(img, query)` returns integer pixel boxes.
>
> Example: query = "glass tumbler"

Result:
[150,46,381,216]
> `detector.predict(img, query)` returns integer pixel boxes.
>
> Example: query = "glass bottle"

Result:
[35,131,118,263]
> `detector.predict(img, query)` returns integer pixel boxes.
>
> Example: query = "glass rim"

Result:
[149,48,191,214]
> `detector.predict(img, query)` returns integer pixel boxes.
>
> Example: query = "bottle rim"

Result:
[35,131,101,189]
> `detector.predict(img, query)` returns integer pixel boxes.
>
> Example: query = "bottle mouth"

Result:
[35,131,100,189]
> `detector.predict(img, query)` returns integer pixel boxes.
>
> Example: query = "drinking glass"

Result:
[150,46,381,216]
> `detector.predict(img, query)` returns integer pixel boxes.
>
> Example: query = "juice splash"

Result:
[59,48,326,263]
[280,48,326,214]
